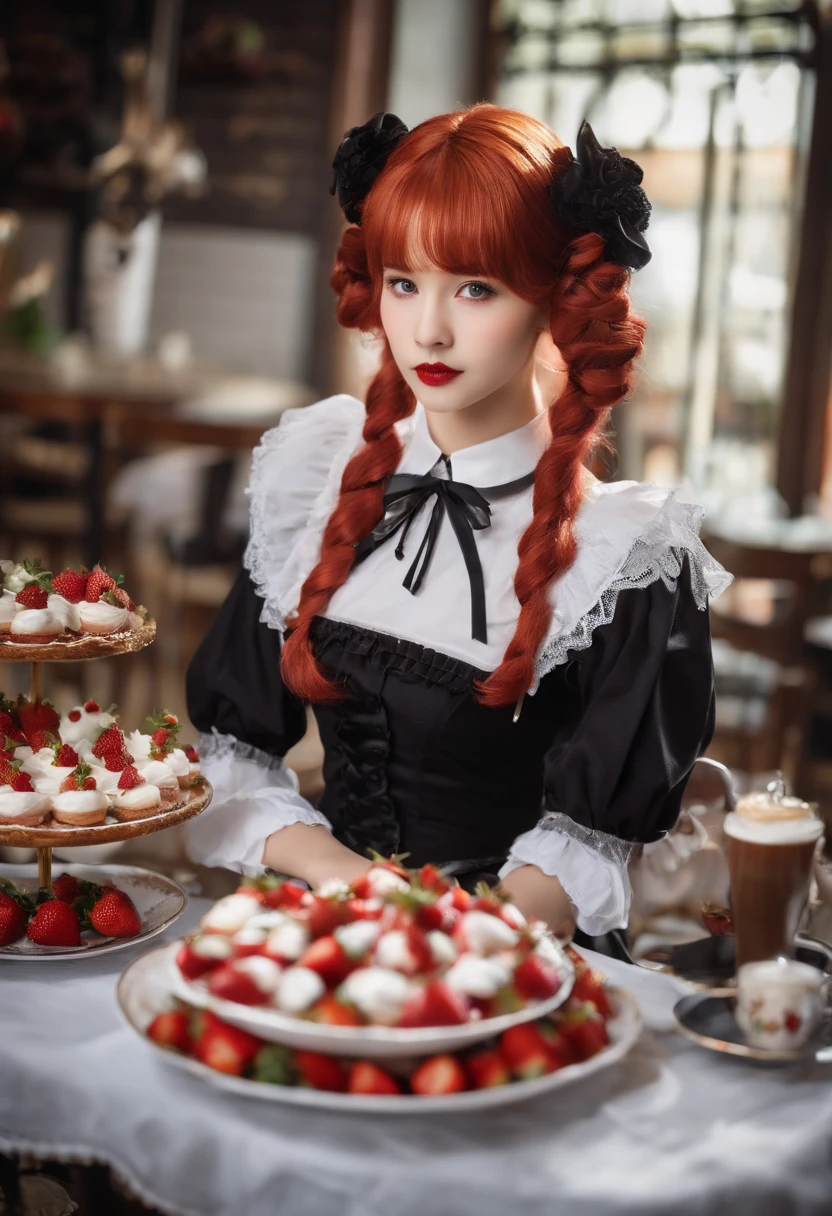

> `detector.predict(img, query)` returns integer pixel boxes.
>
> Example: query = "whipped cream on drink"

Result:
[725,788,823,845]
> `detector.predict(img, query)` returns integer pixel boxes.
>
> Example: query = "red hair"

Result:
[281,105,645,707]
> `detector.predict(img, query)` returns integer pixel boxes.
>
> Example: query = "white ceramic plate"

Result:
[119,943,642,1114]
[169,938,575,1058]
[0,863,187,960]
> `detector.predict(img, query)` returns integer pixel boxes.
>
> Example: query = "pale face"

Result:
[379,264,546,420]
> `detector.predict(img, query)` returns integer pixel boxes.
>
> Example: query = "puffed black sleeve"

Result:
[187,568,307,756]
[547,553,715,843]
[184,570,331,874]
[502,555,715,935]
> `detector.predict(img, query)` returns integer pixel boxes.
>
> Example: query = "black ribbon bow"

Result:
[354,468,535,645]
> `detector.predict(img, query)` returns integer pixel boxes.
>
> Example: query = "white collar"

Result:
[396,402,551,486]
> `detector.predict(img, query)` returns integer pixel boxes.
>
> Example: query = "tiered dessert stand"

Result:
[0,621,212,957]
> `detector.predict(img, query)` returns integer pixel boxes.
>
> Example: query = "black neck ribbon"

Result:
[354,468,535,645]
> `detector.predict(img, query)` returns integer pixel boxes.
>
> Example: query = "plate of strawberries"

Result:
[0,863,186,959]
[120,940,641,1113]
[169,861,579,1057]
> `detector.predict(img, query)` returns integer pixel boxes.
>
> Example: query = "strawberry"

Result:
[0,891,27,946]
[499,1023,558,1080]
[67,709,82,722]
[294,1050,346,1092]
[16,697,60,736]
[176,935,232,979]
[300,893,350,939]
[513,954,562,1001]
[193,1018,262,1076]
[399,980,469,1028]
[308,993,362,1026]
[91,724,133,772]
[8,770,34,792]
[348,1060,402,1095]
[107,586,136,612]
[555,1003,609,1061]
[702,904,733,937]
[146,1009,191,1053]
[568,953,613,1019]
[208,963,269,1006]
[84,566,118,602]
[53,743,79,768]
[117,765,144,790]
[184,744,199,763]
[410,1054,467,1096]
[51,874,81,903]
[51,568,88,603]
[0,717,26,748]
[261,880,307,911]
[345,897,384,922]
[27,900,82,947]
[27,729,59,754]
[298,935,354,986]
[84,699,101,714]
[145,710,182,758]
[152,728,170,748]
[89,889,142,937]
[15,584,48,610]
[60,763,97,792]
[466,1049,510,1089]
[418,863,452,895]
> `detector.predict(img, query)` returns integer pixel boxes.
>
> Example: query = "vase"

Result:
[83,211,161,357]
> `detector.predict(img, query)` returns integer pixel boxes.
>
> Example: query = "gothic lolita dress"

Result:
[186,394,732,937]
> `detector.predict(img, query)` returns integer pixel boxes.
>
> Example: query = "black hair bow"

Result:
[330,111,410,225]
[550,121,652,270]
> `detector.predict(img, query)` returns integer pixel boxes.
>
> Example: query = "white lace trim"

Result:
[531,491,733,692]
[244,395,366,633]
[538,811,639,866]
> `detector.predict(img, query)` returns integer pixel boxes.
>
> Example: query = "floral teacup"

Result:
[736,957,823,1051]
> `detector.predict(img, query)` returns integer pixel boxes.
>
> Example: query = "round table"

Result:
[1,899,831,1216]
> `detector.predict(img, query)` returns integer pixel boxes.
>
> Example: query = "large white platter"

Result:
[0,863,187,960]
[119,943,642,1114]
[169,939,574,1058]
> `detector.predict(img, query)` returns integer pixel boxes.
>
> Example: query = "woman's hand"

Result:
[497,864,575,939]
[261,823,371,890]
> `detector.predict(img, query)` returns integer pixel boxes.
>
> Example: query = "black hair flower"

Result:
[550,121,652,270]
[330,111,409,225]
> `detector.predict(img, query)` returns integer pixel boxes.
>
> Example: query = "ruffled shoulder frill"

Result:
[532,480,733,692]
[244,394,366,632]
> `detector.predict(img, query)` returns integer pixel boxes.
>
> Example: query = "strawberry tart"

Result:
[0,559,147,645]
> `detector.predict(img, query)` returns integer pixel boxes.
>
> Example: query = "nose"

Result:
[414,294,452,351]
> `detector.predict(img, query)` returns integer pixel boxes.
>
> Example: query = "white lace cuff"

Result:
[187,728,331,875]
[499,813,637,936]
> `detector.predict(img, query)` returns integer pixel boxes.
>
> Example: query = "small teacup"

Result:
[736,957,823,1051]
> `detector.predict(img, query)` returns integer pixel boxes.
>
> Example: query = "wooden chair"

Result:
[702,530,832,795]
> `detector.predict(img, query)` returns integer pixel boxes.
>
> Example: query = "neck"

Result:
[422,360,542,456]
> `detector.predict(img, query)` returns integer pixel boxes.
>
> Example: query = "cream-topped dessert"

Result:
[51,787,108,826]
[724,791,824,845]
[112,781,161,821]
[46,594,81,633]
[9,608,61,642]
[77,601,129,635]
[60,705,116,746]
[0,787,52,825]
[136,758,180,807]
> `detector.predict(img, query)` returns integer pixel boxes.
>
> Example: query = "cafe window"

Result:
[496,0,818,508]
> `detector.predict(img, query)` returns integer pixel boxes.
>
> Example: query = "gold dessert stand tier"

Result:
[0,784,213,887]
[0,620,212,889]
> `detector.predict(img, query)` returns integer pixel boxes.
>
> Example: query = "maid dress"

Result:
[186,394,732,937]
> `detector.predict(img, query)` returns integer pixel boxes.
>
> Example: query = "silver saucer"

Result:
[674,992,832,1064]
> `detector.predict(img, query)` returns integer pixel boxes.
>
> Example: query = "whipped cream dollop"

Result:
[444,954,511,998]
[162,748,189,779]
[59,704,115,745]
[338,966,413,1024]
[10,608,61,637]
[233,955,283,995]
[115,783,161,811]
[725,790,824,845]
[457,910,520,954]
[200,892,263,935]
[0,590,17,627]
[274,966,325,1014]
[125,730,153,761]
[77,601,129,633]
[264,920,309,962]
[0,788,52,819]
[334,919,382,959]
[137,758,178,789]
[46,594,80,632]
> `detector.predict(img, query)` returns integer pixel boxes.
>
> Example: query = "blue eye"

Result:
[459,281,496,300]
[387,278,417,296]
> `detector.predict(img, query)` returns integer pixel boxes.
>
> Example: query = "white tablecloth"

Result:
[2,899,832,1216]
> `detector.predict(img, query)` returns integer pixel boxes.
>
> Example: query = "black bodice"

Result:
[187,558,715,869]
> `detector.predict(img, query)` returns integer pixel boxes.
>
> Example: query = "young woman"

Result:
[186,105,731,938]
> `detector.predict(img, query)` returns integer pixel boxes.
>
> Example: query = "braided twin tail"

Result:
[280,232,415,703]
[478,233,646,708]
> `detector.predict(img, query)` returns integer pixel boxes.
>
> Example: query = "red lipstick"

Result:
[414,362,463,387]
